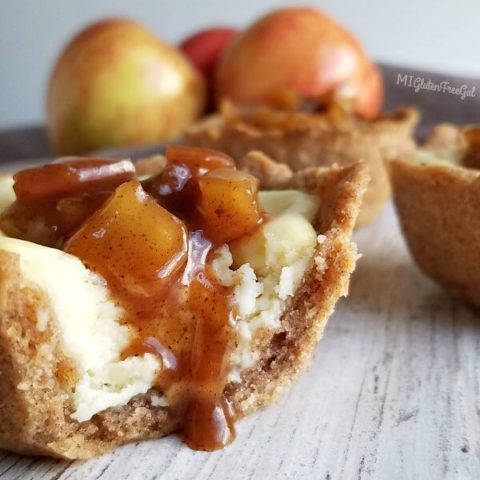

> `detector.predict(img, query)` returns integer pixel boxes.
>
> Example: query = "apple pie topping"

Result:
[0,146,269,450]
[0,157,136,248]
[220,96,357,132]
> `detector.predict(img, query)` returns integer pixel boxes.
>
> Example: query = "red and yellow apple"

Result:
[214,7,383,118]
[47,19,206,155]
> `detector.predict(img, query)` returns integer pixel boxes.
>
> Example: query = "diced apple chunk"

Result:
[166,146,235,176]
[65,181,188,309]
[196,169,262,244]
[13,157,135,200]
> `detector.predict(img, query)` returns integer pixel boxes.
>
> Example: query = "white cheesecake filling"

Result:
[213,190,320,382]
[0,236,159,422]
[0,179,320,418]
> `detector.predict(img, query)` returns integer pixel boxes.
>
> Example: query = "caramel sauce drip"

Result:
[70,217,235,450]
[5,147,266,450]
[180,232,236,449]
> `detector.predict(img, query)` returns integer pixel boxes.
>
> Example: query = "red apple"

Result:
[47,19,206,155]
[180,27,237,81]
[180,27,237,110]
[214,7,383,118]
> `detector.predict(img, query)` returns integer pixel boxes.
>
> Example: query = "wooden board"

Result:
[1,203,479,480]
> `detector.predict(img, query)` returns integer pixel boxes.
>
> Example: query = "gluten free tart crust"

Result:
[390,124,480,307]
[0,151,368,459]
[186,104,418,226]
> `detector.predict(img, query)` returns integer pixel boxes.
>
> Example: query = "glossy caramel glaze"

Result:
[13,157,135,200]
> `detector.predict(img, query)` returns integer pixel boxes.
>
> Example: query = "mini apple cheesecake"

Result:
[0,147,367,459]
[389,125,480,307]
[185,102,418,226]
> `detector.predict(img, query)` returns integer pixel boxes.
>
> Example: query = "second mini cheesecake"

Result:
[390,124,480,307]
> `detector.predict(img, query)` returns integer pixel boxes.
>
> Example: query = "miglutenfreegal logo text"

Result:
[397,74,476,100]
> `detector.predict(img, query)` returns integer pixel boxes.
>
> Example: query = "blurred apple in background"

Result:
[47,19,206,155]
[180,27,237,110]
[214,7,383,118]
[180,27,237,83]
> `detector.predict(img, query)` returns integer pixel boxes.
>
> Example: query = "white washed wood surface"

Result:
[0,203,479,480]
